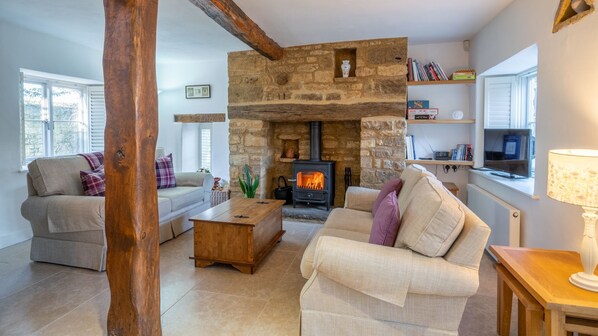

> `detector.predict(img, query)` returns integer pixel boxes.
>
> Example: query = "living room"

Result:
[1,0,598,335]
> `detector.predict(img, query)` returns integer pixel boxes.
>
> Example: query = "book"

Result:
[428,64,440,80]
[405,135,416,160]
[408,114,437,120]
[408,108,438,115]
[407,100,430,109]
[432,62,449,80]
[451,69,476,80]
[407,58,413,81]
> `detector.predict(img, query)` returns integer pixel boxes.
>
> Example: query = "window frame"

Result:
[20,73,92,167]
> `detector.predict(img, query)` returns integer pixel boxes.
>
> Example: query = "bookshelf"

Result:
[407,79,475,86]
[407,119,475,125]
[406,159,474,166]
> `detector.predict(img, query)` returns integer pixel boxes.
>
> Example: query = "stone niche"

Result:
[228,37,409,200]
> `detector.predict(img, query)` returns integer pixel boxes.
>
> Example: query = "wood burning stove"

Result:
[292,122,335,210]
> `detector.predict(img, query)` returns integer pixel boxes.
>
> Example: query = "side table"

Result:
[490,245,598,336]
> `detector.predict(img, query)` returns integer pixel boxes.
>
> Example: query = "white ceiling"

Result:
[0,0,514,63]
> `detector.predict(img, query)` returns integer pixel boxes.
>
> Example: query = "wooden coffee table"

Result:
[189,198,286,274]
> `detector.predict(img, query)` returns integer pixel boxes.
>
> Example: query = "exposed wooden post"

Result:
[188,0,284,60]
[103,0,161,335]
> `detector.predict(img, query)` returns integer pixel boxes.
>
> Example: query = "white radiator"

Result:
[467,184,520,258]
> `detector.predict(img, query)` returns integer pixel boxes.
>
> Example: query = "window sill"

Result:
[469,169,539,200]
[19,166,28,173]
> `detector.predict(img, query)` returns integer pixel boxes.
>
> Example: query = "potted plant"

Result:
[238,164,259,198]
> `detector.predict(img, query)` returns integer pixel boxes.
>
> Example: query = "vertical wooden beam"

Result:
[103,0,161,335]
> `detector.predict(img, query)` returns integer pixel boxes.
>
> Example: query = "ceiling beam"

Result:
[174,113,226,123]
[188,0,283,60]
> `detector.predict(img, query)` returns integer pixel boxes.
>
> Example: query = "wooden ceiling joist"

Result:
[174,113,226,123]
[188,0,283,60]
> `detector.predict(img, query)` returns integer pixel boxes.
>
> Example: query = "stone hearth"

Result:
[227,38,408,201]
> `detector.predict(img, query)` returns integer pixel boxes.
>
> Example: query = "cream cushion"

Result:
[397,164,434,215]
[396,176,465,257]
[28,155,90,196]
[323,208,373,234]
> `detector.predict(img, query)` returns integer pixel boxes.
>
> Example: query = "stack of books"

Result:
[451,144,473,161]
[407,58,449,81]
[451,69,476,80]
[407,108,438,120]
[405,135,416,160]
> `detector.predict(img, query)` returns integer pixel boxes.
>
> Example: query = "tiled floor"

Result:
[0,220,511,335]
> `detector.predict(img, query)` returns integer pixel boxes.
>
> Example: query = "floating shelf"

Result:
[407,79,475,86]
[406,159,474,166]
[407,119,475,124]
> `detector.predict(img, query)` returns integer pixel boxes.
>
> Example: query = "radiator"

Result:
[467,184,520,258]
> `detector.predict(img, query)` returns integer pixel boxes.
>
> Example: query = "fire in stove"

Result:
[296,171,325,190]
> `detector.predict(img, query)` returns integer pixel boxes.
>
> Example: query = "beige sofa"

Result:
[300,164,490,336]
[21,155,213,271]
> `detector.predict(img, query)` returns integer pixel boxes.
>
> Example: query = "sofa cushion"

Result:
[397,164,434,216]
[323,208,373,234]
[300,228,370,279]
[157,187,204,211]
[372,178,403,216]
[80,166,106,196]
[156,153,176,189]
[395,176,465,257]
[28,155,90,196]
[369,191,400,246]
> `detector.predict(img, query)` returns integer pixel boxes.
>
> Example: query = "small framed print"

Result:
[185,84,211,99]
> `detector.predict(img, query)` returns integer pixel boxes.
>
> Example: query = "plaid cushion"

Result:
[79,152,104,170]
[155,153,176,189]
[80,165,106,196]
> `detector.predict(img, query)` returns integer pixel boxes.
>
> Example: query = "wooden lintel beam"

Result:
[228,102,406,121]
[174,113,226,123]
[188,0,283,60]
[103,0,161,334]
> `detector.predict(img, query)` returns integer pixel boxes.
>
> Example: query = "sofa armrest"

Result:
[313,236,479,306]
[175,172,214,189]
[21,195,105,233]
[343,186,380,212]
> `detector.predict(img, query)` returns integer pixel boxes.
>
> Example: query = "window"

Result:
[20,73,105,166]
[199,124,212,171]
[484,68,538,174]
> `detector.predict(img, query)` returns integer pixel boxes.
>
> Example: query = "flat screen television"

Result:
[483,128,534,179]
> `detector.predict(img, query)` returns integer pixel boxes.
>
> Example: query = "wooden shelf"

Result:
[406,159,474,166]
[407,79,475,86]
[407,119,475,124]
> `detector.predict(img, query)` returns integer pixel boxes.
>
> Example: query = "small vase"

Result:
[341,60,351,78]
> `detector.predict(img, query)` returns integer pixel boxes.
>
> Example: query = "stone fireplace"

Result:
[228,38,408,205]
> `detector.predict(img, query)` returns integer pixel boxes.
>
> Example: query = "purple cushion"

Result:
[372,178,403,216]
[369,191,400,246]
[80,165,106,196]
[156,153,176,189]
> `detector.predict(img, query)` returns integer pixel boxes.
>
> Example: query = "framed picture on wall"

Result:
[185,84,211,99]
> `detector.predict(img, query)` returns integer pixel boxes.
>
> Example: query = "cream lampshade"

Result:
[547,149,598,291]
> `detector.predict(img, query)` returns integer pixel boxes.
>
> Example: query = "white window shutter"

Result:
[200,124,212,171]
[88,85,106,152]
[484,76,517,129]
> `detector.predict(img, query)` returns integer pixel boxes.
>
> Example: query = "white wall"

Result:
[156,59,230,181]
[470,1,598,250]
[0,20,104,249]
[407,42,473,202]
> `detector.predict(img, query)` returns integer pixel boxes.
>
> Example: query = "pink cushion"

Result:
[369,191,400,246]
[156,153,176,189]
[372,178,403,216]
[80,165,106,196]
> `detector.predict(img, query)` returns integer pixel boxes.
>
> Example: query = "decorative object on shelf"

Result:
[408,100,430,109]
[408,108,438,120]
[452,110,464,120]
[451,69,476,80]
[238,164,259,198]
[341,60,351,78]
[285,147,296,159]
[185,84,211,99]
[547,149,598,292]
[553,0,595,33]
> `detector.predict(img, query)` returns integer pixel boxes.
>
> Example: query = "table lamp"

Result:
[547,149,598,292]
